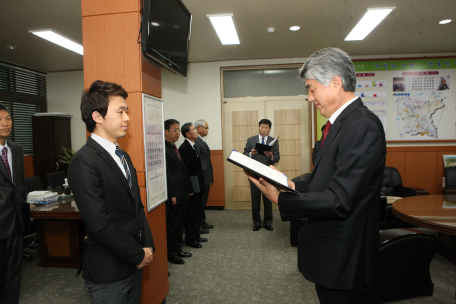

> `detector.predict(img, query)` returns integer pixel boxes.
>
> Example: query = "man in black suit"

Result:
[68,80,154,304]
[243,119,280,231]
[0,105,26,303]
[179,123,206,248]
[164,119,192,264]
[246,48,386,303]
[194,119,214,231]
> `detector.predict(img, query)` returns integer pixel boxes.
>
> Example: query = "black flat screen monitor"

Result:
[141,0,192,78]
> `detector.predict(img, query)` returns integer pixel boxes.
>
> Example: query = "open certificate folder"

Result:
[227,150,299,193]
[254,136,279,156]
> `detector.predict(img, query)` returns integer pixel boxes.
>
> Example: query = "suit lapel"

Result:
[309,98,363,181]
[87,138,133,199]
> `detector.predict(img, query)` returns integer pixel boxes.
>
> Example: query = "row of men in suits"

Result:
[164,119,214,265]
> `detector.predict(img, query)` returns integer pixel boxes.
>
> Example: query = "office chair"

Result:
[443,167,456,194]
[23,176,43,261]
[44,171,66,192]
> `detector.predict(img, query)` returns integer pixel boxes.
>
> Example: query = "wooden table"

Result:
[392,195,456,264]
[30,199,85,268]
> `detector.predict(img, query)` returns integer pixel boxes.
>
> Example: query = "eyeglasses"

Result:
[203,127,209,130]
[170,129,180,133]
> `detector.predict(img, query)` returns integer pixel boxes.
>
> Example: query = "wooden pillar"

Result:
[81,1,168,303]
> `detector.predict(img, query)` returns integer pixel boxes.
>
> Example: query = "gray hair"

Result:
[194,119,207,129]
[299,47,356,92]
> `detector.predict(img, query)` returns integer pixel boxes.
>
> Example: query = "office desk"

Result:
[392,195,456,264]
[30,199,85,268]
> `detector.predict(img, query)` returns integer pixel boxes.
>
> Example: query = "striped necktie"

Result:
[261,137,265,145]
[1,147,11,179]
[193,144,199,157]
[321,121,332,147]
[115,146,134,196]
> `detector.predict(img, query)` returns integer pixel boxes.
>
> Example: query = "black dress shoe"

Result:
[264,224,273,231]
[177,250,192,258]
[185,241,202,248]
[168,255,185,264]
[198,237,208,242]
[200,228,209,234]
[202,223,214,229]
[253,225,261,231]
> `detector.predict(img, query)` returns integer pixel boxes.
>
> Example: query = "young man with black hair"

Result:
[68,80,154,304]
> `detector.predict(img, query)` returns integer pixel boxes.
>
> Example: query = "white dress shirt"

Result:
[91,133,128,177]
[328,96,359,124]
[0,140,13,182]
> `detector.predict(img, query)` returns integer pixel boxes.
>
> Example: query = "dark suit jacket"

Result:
[278,98,386,290]
[0,141,26,239]
[195,136,213,185]
[165,140,188,206]
[179,140,205,195]
[243,135,280,166]
[68,137,154,284]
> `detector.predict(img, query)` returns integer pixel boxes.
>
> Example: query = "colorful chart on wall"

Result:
[315,57,456,142]
[142,94,167,211]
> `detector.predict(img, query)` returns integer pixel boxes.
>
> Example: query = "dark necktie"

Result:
[115,146,134,196]
[321,121,332,147]
[1,147,11,179]
[193,144,199,157]
[173,144,180,159]
[261,137,265,145]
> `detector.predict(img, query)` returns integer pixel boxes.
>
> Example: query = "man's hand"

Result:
[264,149,273,159]
[269,165,295,189]
[251,148,258,155]
[243,169,280,204]
[172,197,177,205]
[136,248,153,269]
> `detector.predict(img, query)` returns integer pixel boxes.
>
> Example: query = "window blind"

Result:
[0,61,48,154]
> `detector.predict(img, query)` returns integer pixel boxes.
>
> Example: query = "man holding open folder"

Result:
[243,119,280,231]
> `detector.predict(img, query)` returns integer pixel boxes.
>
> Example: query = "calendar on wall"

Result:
[142,94,167,211]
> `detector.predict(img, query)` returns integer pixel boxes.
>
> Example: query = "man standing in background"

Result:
[194,119,214,232]
[68,80,154,303]
[164,119,192,264]
[0,105,27,303]
[179,123,206,248]
[243,119,280,231]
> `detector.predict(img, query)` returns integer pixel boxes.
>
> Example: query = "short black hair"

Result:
[0,104,11,115]
[165,119,180,131]
[259,119,271,128]
[181,122,193,138]
[81,80,128,133]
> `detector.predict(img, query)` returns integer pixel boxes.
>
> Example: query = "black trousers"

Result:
[200,184,211,225]
[0,218,23,304]
[315,283,373,304]
[166,202,188,257]
[184,193,202,242]
[250,181,272,226]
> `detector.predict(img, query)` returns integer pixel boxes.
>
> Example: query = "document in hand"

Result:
[227,150,299,193]
[254,136,279,156]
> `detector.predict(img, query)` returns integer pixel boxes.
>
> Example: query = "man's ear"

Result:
[332,76,343,92]
[92,111,103,124]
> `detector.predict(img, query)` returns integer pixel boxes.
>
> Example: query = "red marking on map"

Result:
[356,73,375,77]
[402,71,439,76]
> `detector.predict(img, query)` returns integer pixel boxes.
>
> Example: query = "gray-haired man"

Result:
[194,119,214,230]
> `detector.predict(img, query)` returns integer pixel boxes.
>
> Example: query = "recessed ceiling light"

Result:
[151,22,159,26]
[207,15,240,45]
[345,7,395,41]
[29,30,83,55]
[267,28,275,33]
[290,26,300,31]
[5,45,18,50]
[439,19,452,24]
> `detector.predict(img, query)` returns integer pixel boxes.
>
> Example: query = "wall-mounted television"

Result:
[141,0,192,78]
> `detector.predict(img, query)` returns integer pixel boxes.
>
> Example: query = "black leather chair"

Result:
[380,166,429,230]
[372,228,436,303]
[289,173,311,246]
[44,171,66,192]
[23,176,43,261]
[443,167,456,194]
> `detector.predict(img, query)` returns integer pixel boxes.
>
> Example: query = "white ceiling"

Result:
[0,0,455,72]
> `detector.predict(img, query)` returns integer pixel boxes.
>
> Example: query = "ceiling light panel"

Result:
[345,7,395,41]
[439,19,452,24]
[207,15,240,45]
[30,30,83,55]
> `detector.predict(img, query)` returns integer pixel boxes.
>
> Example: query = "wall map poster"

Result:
[143,94,167,211]
[315,57,456,142]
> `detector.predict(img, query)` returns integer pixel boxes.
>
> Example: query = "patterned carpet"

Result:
[19,209,456,303]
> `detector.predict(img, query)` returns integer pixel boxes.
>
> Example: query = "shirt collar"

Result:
[328,96,358,124]
[0,140,9,151]
[186,138,195,147]
[197,134,205,142]
[258,134,268,142]
[91,133,118,155]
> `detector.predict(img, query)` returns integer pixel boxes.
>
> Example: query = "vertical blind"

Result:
[0,61,48,154]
